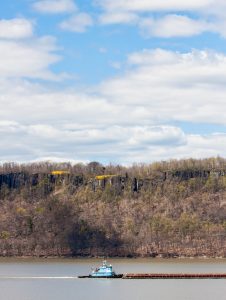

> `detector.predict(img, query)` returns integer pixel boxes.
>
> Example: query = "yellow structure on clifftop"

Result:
[95,175,116,180]
[51,171,70,175]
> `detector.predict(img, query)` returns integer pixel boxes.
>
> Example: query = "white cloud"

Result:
[126,126,186,147]
[100,48,226,126]
[0,119,187,163]
[166,133,226,162]
[27,124,186,147]
[0,121,25,133]
[33,0,76,14]
[1,116,226,164]
[60,13,93,32]
[0,3,226,164]
[1,47,226,163]
[99,12,139,25]
[0,36,61,80]
[110,61,121,69]
[0,18,33,39]
[127,48,178,65]
[139,15,213,38]
[127,133,226,163]
[96,0,226,39]
[96,0,212,12]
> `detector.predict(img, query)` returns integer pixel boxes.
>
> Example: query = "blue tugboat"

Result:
[79,260,123,278]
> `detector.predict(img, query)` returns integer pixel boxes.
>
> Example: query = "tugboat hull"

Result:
[78,274,123,279]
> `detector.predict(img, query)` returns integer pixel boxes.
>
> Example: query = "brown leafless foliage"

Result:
[0,157,226,257]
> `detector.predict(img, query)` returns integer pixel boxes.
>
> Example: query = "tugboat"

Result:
[78,260,123,278]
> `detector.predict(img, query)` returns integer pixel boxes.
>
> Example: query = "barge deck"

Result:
[122,273,226,279]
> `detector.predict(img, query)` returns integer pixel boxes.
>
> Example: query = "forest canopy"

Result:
[0,157,226,258]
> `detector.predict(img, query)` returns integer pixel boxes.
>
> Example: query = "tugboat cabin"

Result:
[91,261,115,277]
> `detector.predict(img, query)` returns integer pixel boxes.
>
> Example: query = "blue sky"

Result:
[0,0,226,164]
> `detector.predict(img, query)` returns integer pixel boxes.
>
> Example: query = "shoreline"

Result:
[0,255,226,261]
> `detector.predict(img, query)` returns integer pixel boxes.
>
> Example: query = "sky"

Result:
[1,0,226,165]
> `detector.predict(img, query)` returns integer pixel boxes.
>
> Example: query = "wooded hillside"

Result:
[1,157,226,258]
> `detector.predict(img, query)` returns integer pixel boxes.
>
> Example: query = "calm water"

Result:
[0,258,226,300]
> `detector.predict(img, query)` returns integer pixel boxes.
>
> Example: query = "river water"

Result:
[0,258,226,300]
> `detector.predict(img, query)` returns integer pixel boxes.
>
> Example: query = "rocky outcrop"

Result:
[0,169,225,194]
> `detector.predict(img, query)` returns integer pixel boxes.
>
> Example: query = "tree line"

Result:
[0,157,226,257]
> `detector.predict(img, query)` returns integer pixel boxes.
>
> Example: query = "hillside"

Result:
[1,158,226,258]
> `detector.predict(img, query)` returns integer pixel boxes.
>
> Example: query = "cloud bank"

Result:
[0,20,226,164]
[96,0,226,39]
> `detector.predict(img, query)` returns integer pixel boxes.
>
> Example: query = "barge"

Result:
[122,273,226,279]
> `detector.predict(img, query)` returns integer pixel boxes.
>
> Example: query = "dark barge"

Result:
[122,273,226,279]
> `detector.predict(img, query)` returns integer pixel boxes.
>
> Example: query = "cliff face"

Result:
[0,168,222,193]
[1,158,226,257]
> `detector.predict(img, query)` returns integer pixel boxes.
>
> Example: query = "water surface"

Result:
[0,258,226,300]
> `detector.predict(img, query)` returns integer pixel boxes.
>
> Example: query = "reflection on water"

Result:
[0,258,226,300]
